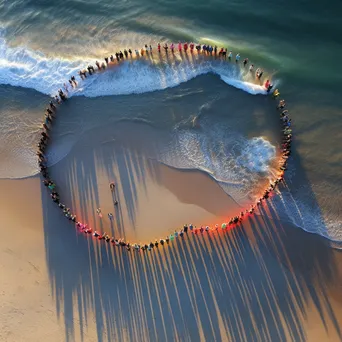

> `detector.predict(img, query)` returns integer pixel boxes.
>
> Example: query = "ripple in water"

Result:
[158,124,277,204]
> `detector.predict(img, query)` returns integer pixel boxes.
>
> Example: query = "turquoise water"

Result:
[0,0,341,242]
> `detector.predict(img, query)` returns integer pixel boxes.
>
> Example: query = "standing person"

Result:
[243,58,248,66]
[235,53,240,62]
[272,89,280,99]
[164,43,168,52]
[71,76,77,86]
[78,70,85,80]
[170,43,175,53]
[49,100,56,110]
[58,89,66,100]
[109,182,115,191]
[277,100,286,109]
[257,69,263,79]
[228,51,232,61]
[63,83,69,93]
[184,42,188,51]
[158,43,161,53]
[264,79,270,89]
[149,45,153,53]
[178,42,182,51]
[249,64,254,72]
[54,95,61,104]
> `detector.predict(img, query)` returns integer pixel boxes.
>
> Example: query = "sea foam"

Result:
[0,33,266,98]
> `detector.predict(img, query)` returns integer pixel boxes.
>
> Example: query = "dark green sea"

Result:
[0,0,341,243]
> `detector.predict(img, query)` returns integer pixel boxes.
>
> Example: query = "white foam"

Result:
[270,185,342,243]
[220,75,266,95]
[158,124,277,204]
[237,137,276,173]
[0,35,82,95]
[75,59,267,98]
[0,33,267,97]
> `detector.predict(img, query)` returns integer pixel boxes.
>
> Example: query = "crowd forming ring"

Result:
[38,42,292,253]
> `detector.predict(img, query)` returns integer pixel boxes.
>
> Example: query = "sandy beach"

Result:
[0,151,341,342]
[1,0,342,340]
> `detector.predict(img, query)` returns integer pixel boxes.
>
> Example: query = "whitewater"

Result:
[0,34,267,97]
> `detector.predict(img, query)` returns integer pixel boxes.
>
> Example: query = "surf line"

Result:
[38,42,291,253]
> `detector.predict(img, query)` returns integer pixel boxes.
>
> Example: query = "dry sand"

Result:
[0,151,341,342]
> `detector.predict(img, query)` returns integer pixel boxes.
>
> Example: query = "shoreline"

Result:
[47,140,242,243]
[1,3,342,341]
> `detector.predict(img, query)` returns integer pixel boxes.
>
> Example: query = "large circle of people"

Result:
[38,42,292,253]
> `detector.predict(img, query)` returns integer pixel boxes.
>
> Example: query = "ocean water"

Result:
[0,0,341,243]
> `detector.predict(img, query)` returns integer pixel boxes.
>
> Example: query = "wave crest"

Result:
[0,33,267,97]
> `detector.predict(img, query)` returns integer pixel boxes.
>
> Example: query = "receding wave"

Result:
[269,183,342,245]
[158,124,277,204]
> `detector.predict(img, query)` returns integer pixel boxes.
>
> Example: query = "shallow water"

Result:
[0,0,341,243]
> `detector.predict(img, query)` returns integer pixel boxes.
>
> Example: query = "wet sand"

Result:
[47,135,242,243]
[0,152,341,342]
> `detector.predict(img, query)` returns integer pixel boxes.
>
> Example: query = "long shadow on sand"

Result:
[40,62,341,341]
[41,133,342,342]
